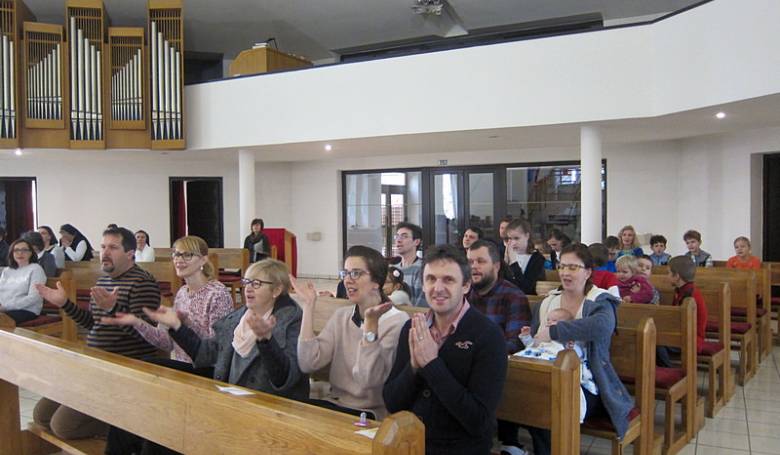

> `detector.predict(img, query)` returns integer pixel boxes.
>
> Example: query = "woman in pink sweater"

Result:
[295,245,409,419]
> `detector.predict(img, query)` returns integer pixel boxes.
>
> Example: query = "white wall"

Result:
[1,152,240,249]
[185,0,780,151]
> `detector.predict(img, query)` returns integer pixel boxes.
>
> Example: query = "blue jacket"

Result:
[532,289,634,438]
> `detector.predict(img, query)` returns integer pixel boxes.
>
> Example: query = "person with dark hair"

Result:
[0,239,47,323]
[37,226,64,269]
[294,245,409,419]
[603,235,620,272]
[504,219,545,295]
[528,244,632,455]
[394,221,426,307]
[0,226,8,267]
[461,226,483,251]
[384,244,508,455]
[21,231,57,277]
[649,234,671,266]
[134,230,155,263]
[683,230,713,267]
[466,239,531,455]
[33,226,160,441]
[587,243,620,297]
[497,215,513,259]
[545,228,571,271]
[243,218,271,263]
[384,266,412,306]
[59,224,94,262]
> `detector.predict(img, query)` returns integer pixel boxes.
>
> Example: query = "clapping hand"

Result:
[100,312,140,327]
[34,281,68,308]
[290,274,317,310]
[409,313,438,370]
[246,310,276,340]
[142,306,182,330]
[91,286,119,311]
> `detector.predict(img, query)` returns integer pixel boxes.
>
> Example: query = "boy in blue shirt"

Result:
[649,235,672,266]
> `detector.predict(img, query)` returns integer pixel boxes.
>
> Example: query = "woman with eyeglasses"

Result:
[103,256,307,455]
[293,245,410,420]
[0,239,47,324]
[100,236,233,371]
[523,244,632,455]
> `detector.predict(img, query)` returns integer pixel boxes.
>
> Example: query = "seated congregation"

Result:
[0,218,774,455]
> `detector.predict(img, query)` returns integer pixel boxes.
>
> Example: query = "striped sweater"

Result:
[62,264,161,359]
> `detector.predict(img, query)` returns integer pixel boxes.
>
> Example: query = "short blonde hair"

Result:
[617,225,639,249]
[245,259,291,294]
[172,236,216,280]
[616,255,640,274]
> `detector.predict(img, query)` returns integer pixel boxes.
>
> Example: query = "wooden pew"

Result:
[17,271,78,342]
[581,318,657,455]
[213,248,251,306]
[535,281,560,297]
[497,351,581,455]
[651,268,758,385]
[544,270,560,282]
[650,277,735,408]
[618,301,697,454]
[0,329,424,455]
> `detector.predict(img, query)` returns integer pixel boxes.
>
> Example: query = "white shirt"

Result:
[64,240,88,262]
[135,246,156,263]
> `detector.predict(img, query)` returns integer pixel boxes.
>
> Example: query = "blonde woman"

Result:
[616,225,643,258]
[101,236,233,368]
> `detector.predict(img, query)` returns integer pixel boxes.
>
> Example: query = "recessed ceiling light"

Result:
[715,112,726,119]
[14,148,22,156]
[324,144,332,152]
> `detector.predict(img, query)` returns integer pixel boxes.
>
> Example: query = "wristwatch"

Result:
[363,331,377,343]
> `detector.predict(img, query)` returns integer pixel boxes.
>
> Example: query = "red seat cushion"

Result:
[583,407,640,432]
[18,315,61,327]
[730,322,752,334]
[219,274,242,283]
[698,341,724,356]
[731,308,768,317]
[772,296,780,307]
[159,281,173,298]
[655,367,685,389]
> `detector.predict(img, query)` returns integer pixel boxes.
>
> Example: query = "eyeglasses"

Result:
[557,263,586,272]
[171,251,200,261]
[12,248,31,253]
[240,278,274,289]
[393,233,411,241]
[339,269,368,280]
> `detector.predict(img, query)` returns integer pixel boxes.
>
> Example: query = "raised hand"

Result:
[289,274,317,310]
[34,281,67,308]
[520,326,531,337]
[364,302,393,326]
[142,306,182,330]
[246,311,276,340]
[91,286,119,311]
[100,312,140,327]
[410,314,437,369]
[506,246,519,265]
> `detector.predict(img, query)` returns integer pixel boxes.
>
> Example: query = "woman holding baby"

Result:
[524,243,633,455]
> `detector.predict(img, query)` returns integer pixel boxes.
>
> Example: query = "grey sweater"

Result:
[0,264,47,314]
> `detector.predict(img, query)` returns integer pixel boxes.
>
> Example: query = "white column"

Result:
[580,126,603,244]
[238,149,256,243]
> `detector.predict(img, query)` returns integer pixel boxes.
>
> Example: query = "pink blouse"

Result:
[135,279,234,362]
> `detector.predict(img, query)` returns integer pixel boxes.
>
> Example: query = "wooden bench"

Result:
[212,248,251,307]
[0,328,424,455]
[651,268,758,385]
[16,271,78,343]
[535,281,560,297]
[497,351,581,455]
[581,317,658,455]
[618,301,697,455]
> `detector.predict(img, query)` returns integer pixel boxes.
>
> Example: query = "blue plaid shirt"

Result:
[467,279,531,354]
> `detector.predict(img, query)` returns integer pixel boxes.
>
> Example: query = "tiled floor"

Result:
[16,314,780,455]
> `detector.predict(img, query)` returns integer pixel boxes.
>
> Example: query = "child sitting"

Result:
[637,254,661,304]
[516,308,595,423]
[604,236,620,272]
[383,266,412,305]
[658,256,709,367]
[616,255,655,303]
[649,234,671,266]
[587,243,620,298]
[616,225,644,258]
[683,230,713,267]
[726,236,761,270]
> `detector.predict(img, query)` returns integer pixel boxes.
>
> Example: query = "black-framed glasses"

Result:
[339,269,368,280]
[557,263,586,272]
[171,251,199,261]
[240,278,274,289]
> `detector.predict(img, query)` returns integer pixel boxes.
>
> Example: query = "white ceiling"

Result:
[22,0,702,62]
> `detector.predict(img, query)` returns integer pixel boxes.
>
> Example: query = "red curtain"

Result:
[171,180,187,242]
[3,180,34,242]
[264,228,297,276]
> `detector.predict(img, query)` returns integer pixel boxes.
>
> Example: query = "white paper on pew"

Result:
[355,428,378,439]
[216,385,255,396]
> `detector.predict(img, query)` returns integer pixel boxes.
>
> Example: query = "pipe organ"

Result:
[0,0,184,150]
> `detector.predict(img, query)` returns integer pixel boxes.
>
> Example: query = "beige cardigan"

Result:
[297,305,409,419]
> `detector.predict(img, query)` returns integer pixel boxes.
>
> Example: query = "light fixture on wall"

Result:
[324,144,333,152]
[715,112,726,119]
[411,0,444,16]
[14,148,22,156]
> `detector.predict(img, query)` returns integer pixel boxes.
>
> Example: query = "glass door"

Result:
[431,171,464,246]
[465,172,496,240]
